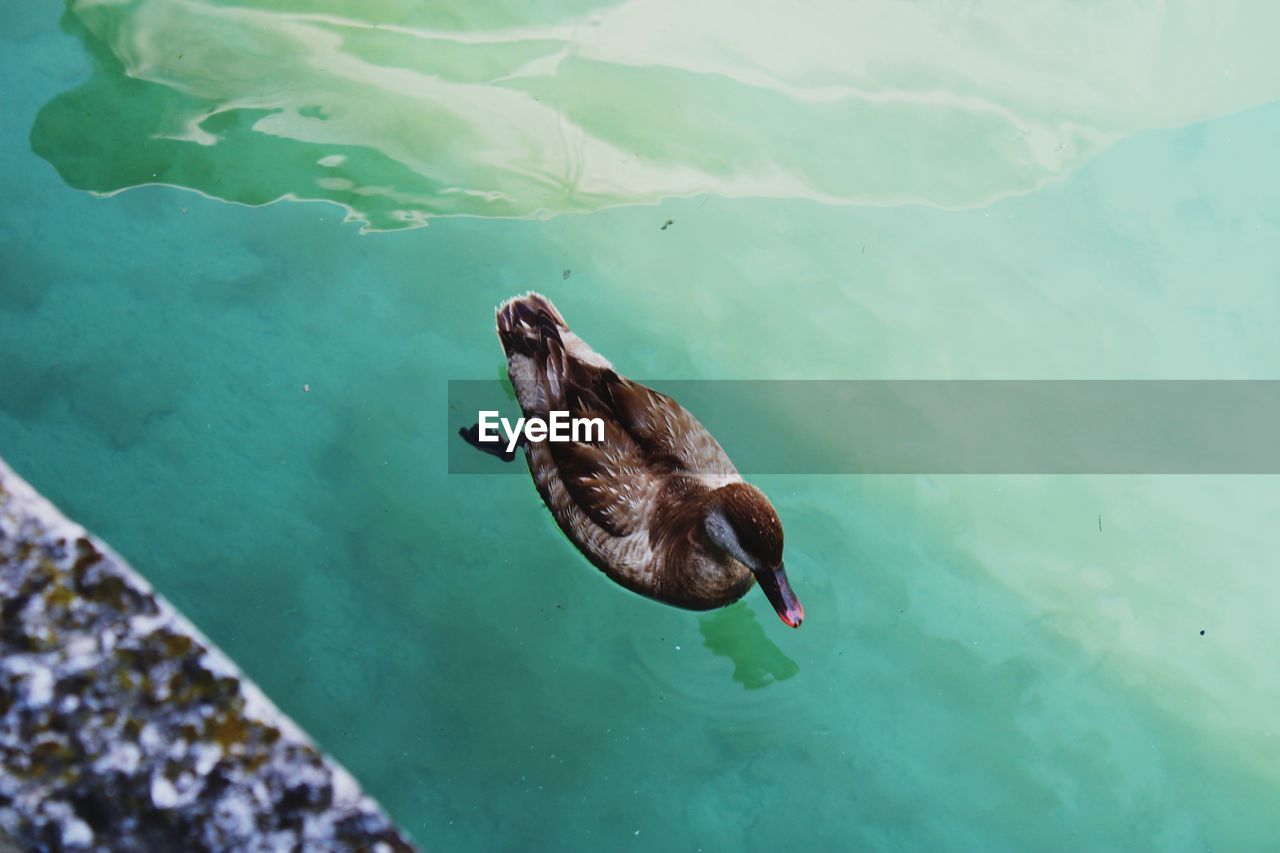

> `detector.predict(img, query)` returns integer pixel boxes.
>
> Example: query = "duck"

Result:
[461,292,804,628]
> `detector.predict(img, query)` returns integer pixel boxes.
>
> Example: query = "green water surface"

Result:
[2,2,1279,849]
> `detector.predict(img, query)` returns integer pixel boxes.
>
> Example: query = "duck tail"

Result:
[496,292,568,356]
[497,292,571,412]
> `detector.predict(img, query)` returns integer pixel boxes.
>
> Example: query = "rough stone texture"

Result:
[0,457,416,852]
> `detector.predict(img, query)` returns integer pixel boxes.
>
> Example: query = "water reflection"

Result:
[699,604,799,690]
[35,0,1279,231]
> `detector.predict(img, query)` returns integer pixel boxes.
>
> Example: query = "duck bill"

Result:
[753,562,804,628]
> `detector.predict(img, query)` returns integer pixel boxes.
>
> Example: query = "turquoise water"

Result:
[3,2,1280,849]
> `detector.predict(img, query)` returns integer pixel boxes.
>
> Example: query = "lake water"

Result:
[2,2,1279,849]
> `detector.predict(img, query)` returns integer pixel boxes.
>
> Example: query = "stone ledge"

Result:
[0,457,415,851]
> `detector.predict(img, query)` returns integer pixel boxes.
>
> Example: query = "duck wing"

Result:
[545,400,656,539]
[543,365,739,541]
[601,375,739,479]
[498,292,735,539]
[500,297,656,538]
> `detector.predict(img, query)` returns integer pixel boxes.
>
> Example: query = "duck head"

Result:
[703,483,805,628]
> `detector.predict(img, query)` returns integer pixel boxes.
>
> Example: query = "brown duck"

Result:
[462,292,804,627]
